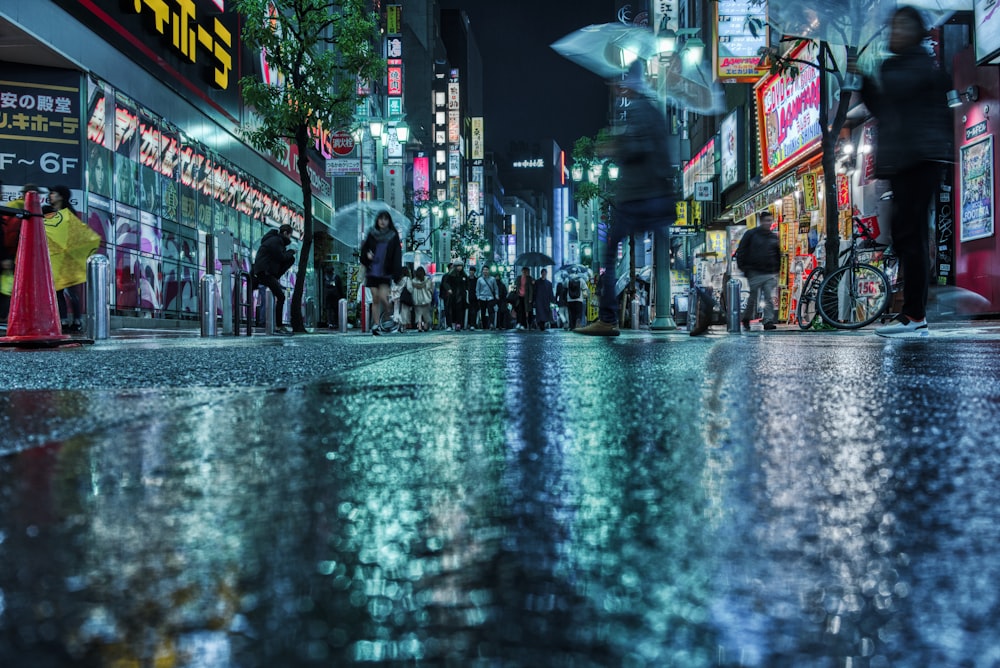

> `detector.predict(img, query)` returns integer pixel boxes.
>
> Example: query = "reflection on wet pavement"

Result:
[1,333,999,666]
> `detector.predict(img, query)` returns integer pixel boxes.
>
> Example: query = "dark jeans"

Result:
[255,273,285,325]
[600,195,676,324]
[515,296,530,328]
[889,162,940,321]
[480,299,497,328]
[447,297,465,328]
[567,301,584,329]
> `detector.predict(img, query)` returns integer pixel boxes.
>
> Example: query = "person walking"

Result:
[476,265,500,330]
[465,264,479,330]
[854,6,953,337]
[411,266,434,332]
[45,185,100,333]
[533,268,556,331]
[441,261,467,331]
[513,267,534,330]
[576,61,679,336]
[360,211,403,335]
[734,211,780,331]
[564,272,589,330]
[253,223,296,334]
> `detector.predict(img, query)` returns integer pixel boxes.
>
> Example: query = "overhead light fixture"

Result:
[394,120,409,142]
[681,37,705,66]
[947,85,979,108]
[368,118,383,136]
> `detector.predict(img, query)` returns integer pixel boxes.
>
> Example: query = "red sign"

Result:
[755,41,822,178]
[331,131,355,156]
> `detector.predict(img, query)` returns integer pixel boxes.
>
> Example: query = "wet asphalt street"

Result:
[1,324,1000,667]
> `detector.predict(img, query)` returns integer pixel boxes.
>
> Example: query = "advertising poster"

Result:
[960,135,995,241]
[720,109,741,192]
[754,42,821,178]
[715,0,769,81]
[0,67,83,199]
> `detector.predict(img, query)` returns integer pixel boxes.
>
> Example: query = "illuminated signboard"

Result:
[0,67,82,191]
[715,0,769,81]
[54,0,241,121]
[719,108,742,192]
[683,136,717,199]
[755,41,821,179]
[388,62,403,96]
[471,117,484,161]
[975,0,1000,64]
[88,80,304,235]
[513,159,545,168]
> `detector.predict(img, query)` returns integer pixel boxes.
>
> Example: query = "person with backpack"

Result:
[565,273,589,331]
[734,211,780,331]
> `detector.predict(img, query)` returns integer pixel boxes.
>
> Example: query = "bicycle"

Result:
[816,223,892,329]
[796,265,825,330]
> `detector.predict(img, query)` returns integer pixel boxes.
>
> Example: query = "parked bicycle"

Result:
[815,221,898,329]
[796,265,825,330]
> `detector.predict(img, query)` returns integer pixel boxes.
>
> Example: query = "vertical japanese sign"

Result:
[802,173,819,211]
[0,68,82,196]
[387,5,402,35]
[471,117,484,161]
[960,134,995,241]
[716,0,769,81]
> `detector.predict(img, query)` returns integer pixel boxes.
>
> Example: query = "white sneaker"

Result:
[876,316,928,338]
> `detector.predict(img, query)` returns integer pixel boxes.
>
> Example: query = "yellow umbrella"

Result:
[43,208,100,291]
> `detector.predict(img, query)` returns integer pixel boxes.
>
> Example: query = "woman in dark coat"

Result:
[359,211,403,334]
[856,6,952,336]
[532,268,555,330]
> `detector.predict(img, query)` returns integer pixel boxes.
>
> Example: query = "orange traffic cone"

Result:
[0,190,71,348]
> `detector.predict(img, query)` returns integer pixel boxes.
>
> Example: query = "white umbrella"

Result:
[330,200,412,246]
[551,23,660,79]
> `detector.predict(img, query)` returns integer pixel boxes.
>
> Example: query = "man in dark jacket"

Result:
[576,60,678,336]
[253,224,295,334]
[855,6,952,337]
[735,212,780,330]
[440,261,467,331]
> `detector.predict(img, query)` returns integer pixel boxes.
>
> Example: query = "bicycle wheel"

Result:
[796,267,824,330]
[817,263,891,329]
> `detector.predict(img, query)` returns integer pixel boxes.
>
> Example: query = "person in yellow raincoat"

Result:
[45,185,101,332]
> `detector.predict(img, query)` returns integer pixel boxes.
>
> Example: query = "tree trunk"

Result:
[820,42,854,275]
[291,123,314,332]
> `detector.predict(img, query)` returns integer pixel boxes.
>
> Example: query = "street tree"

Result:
[236,0,382,332]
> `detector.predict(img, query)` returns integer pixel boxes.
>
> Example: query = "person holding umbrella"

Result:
[576,60,679,336]
[851,6,952,337]
[359,210,402,335]
[45,185,101,333]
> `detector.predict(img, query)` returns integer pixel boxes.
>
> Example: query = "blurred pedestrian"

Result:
[476,265,500,330]
[513,266,534,330]
[441,261,467,331]
[360,211,402,335]
[46,185,100,333]
[253,223,296,334]
[855,6,952,337]
[734,211,780,331]
[465,264,479,329]
[411,266,434,332]
[565,272,589,330]
[533,268,555,330]
[576,61,678,336]
[391,266,413,331]
[555,279,568,329]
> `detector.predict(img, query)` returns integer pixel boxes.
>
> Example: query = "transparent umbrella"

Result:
[330,200,412,247]
[768,0,971,56]
[550,23,660,79]
[657,56,726,115]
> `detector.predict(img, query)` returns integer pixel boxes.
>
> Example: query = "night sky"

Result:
[440,0,618,157]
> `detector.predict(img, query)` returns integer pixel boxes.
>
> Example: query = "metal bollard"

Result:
[726,278,742,334]
[338,298,348,333]
[264,290,275,335]
[688,286,698,332]
[305,297,316,329]
[631,294,640,330]
[86,254,110,340]
[200,274,218,337]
